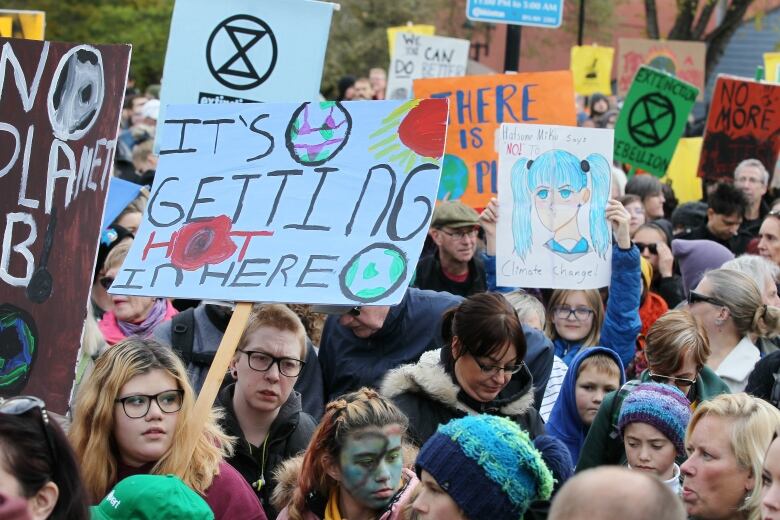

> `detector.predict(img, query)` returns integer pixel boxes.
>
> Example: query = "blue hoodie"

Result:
[546,347,626,468]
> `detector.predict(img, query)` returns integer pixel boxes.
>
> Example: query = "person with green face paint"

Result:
[274,388,417,520]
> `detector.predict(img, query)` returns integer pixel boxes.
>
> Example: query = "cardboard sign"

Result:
[386,33,469,100]
[497,124,614,289]
[614,66,698,177]
[413,71,577,210]
[662,137,703,204]
[156,0,334,148]
[0,9,45,40]
[570,45,614,96]
[698,75,780,181]
[386,24,435,55]
[765,52,780,83]
[112,99,449,305]
[0,38,131,412]
[617,38,705,101]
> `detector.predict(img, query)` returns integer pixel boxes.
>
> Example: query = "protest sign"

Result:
[101,178,143,231]
[698,75,780,181]
[386,33,469,100]
[570,45,614,96]
[496,124,614,289]
[662,137,703,203]
[0,9,45,40]
[765,53,780,83]
[156,0,334,149]
[413,71,577,210]
[617,38,705,101]
[386,24,435,55]
[0,38,130,412]
[112,99,449,306]
[614,66,698,177]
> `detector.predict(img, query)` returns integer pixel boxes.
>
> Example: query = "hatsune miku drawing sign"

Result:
[496,124,614,289]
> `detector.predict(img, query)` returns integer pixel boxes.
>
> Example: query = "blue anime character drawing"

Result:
[511,149,611,262]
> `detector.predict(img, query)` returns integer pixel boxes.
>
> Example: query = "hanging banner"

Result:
[413,71,577,210]
[0,38,131,412]
[617,38,705,101]
[0,9,45,40]
[698,75,780,181]
[112,99,449,305]
[497,124,614,289]
[662,137,703,204]
[386,24,435,56]
[570,45,614,96]
[765,52,780,83]
[386,32,469,100]
[614,65,698,177]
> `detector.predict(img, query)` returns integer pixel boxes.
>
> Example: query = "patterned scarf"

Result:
[116,298,169,338]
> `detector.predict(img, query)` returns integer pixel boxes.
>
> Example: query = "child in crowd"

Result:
[546,347,625,466]
[617,383,691,495]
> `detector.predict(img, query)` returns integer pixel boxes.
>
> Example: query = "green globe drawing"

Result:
[437,154,468,201]
[340,244,408,303]
[285,101,352,166]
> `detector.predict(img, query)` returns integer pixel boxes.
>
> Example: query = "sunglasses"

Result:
[634,242,658,255]
[0,396,57,466]
[687,291,726,308]
[99,276,114,290]
[649,372,697,389]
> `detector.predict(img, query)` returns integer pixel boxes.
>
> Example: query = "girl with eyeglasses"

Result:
[0,396,89,520]
[688,268,780,393]
[381,292,544,447]
[577,310,731,472]
[69,338,267,519]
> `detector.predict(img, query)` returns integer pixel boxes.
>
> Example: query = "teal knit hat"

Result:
[416,415,553,520]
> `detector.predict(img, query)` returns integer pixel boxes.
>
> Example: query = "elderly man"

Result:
[413,201,486,297]
[734,158,771,239]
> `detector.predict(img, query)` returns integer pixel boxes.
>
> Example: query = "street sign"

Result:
[466,0,564,28]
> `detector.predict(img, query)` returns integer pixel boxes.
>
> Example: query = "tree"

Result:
[645,0,756,81]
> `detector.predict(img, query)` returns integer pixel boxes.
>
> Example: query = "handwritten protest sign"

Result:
[112,100,449,305]
[614,66,698,177]
[0,38,130,412]
[156,0,334,149]
[570,45,614,96]
[497,124,614,289]
[386,33,469,100]
[663,137,703,203]
[617,38,705,101]
[698,75,780,181]
[0,9,45,40]
[765,53,780,83]
[413,71,577,210]
[386,24,435,55]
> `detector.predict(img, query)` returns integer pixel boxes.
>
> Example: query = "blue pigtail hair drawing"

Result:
[585,152,611,259]
[511,156,533,259]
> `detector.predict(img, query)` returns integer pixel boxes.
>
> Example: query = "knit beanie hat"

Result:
[416,415,553,520]
[672,239,734,295]
[618,383,692,457]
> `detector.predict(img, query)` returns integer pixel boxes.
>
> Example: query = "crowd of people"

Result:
[3,74,780,520]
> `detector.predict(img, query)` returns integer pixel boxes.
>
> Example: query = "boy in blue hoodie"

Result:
[547,347,625,468]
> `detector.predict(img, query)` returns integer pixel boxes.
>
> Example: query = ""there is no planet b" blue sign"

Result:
[466,0,564,28]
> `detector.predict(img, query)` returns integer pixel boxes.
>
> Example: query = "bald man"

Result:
[549,467,685,520]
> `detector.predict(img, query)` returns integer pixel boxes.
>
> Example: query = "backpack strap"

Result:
[170,308,196,365]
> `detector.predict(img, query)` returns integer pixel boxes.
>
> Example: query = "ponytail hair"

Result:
[704,269,780,338]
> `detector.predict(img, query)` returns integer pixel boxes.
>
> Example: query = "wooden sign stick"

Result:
[178,301,252,467]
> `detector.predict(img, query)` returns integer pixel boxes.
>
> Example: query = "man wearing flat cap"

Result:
[413,201,486,297]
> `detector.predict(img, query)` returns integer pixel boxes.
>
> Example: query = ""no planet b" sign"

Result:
[111,99,449,305]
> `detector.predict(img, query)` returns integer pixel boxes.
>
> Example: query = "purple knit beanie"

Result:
[618,383,692,457]
[672,239,734,295]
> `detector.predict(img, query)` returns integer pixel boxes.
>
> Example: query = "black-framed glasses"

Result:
[440,227,479,240]
[649,372,698,389]
[99,276,114,290]
[347,306,361,317]
[237,350,306,377]
[474,358,526,376]
[0,396,57,464]
[115,390,184,419]
[553,305,594,321]
[687,291,726,308]
[634,242,658,255]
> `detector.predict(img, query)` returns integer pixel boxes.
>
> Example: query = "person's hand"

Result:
[656,241,674,277]
[605,199,631,250]
[479,197,499,256]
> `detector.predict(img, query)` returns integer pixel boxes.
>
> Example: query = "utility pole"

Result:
[504,24,521,72]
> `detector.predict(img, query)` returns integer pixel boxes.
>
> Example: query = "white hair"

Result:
[734,158,769,185]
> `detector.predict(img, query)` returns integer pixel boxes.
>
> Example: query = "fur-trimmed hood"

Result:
[380,349,536,418]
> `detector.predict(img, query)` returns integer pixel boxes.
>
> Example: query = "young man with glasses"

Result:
[413,200,486,297]
[216,304,316,519]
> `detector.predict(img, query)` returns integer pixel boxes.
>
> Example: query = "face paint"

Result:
[338,426,404,510]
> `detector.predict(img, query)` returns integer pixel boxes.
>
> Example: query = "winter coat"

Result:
[746,349,780,402]
[576,367,730,471]
[554,245,642,369]
[216,385,316,519]
[412,251,486,297]
[546,347,626,467]
[381,348,544,447]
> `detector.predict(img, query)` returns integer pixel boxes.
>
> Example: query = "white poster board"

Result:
[497,124,614,289]
[386,32,470,100]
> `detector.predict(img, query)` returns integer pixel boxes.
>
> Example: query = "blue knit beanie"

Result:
[617,382,692,457]
[416,415,553,520]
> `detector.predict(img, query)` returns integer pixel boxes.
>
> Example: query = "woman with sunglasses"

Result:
[381,292,543,446]
[577,309,730,471]
[97,240,177,345]
[70,338,267,519]
[689,268,780,393]
[0,396,89,520]
[216,304,316,519]
[632,221,684,308]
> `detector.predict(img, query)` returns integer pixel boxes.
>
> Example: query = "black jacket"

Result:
[413,252,486,297]
[381,348,545,447]
[216,384,316,519]
[676,223,751,255]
